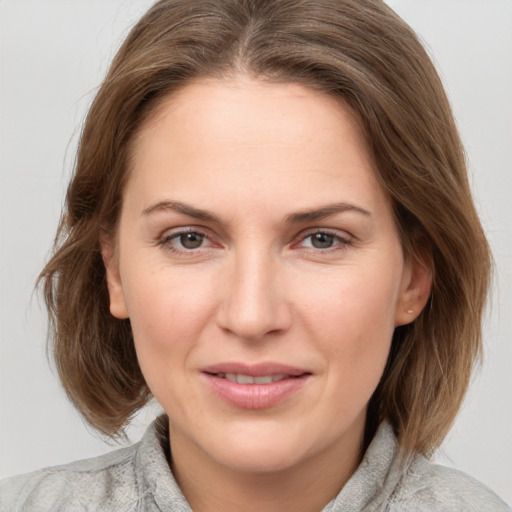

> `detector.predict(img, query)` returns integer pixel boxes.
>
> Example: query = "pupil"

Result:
[180,232,203,249]
[312,233,334,249]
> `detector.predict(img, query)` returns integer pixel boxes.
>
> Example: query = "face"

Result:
[104,76,426,478]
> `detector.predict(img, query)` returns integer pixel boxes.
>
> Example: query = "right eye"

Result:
[173,232,206,249]
[160,229,211,254]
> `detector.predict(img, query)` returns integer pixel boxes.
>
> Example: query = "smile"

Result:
[201,363,311,409]
[215,373,289,384]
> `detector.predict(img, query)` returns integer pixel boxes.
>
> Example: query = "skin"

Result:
[103,76,431,512]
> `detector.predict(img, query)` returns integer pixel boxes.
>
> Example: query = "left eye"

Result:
[300,232,349,250]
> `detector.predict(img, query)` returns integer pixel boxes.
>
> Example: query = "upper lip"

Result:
[201,362,310,377]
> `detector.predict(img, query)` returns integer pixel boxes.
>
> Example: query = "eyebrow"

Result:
[142,200,221,223]
[285,203,371,223]
[142,200,371,224]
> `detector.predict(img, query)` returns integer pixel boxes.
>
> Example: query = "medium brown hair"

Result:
[40,0,491,456]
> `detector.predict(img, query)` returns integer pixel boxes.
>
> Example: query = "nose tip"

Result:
[221,295,288,341]
[216,259,291,341]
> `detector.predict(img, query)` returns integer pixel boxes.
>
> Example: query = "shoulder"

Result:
[388,453,511,512]
[0,443,140,512]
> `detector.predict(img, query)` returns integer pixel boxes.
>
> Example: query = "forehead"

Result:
[136,76,370,159]
[125,76,386,219]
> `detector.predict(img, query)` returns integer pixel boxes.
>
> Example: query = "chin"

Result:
[201,422,323,474]
[215,443,307,474]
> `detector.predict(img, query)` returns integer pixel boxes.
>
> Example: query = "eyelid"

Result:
[161,226,208,239]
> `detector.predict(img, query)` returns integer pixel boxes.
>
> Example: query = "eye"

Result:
[160,229,211,253]
[298,230,351,251]
[175,231,206,249]
[306,232,336,249]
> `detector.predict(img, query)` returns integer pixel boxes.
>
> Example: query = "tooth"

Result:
[237,374,255,384]
[222,373,290,384]
[254,376,273,384]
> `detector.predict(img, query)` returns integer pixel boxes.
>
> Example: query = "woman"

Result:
[1,0,509,510]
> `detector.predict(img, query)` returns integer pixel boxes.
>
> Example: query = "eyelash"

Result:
[158,228,352,255]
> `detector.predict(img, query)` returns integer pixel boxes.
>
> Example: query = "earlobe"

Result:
[100,235,129,320]
[395,252,432,326]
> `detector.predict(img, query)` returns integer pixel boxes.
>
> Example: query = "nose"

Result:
[216,248,292,341]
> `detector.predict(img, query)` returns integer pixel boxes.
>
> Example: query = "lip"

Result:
[201,362,309,377]
[201,362,311,410]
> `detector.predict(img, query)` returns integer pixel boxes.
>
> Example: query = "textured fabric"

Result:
[1,417,509,511]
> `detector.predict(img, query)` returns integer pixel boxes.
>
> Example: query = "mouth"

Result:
[201,363,311,409]
[206,373,303,384]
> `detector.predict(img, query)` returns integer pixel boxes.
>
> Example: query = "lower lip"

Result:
[202,373,310,409]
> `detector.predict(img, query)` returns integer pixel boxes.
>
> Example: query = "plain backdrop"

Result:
[1,0,511,504]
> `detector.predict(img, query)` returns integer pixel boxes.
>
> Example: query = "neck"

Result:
[168,420,365,512]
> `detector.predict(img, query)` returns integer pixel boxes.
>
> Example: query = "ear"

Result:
[395,250,432,326]
[100,234,129,319]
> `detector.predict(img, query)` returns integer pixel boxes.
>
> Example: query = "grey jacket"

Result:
[0,418,509,511]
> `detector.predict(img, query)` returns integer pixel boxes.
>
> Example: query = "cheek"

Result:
[296,261,400,337]
[121,265,217,374]
[292,264,399,391]
[122,267,221,421]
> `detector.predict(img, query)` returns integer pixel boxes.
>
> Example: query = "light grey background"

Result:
[1,0,511,504]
